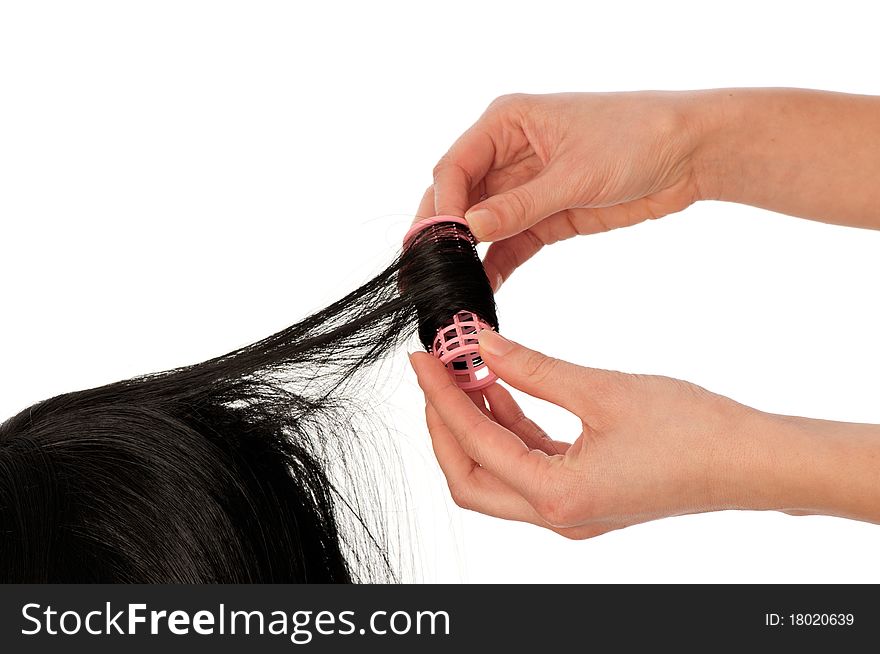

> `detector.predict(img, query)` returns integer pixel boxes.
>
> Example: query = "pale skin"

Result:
[409,89,880,537]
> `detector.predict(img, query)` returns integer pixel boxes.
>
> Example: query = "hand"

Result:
[410,330,880,537]
[432,92,708,290]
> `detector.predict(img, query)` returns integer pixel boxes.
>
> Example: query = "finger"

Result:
[427,396,616,538]
[413,185,435,223]
[482,229,546,292]
[481,207,595,289]
[524,203,653,239]
[464,160,576,242]
[476,330,625,417]
[433,126,496,218]
[423,400,476,483]
[428,402,604,537]
[412,184,486,229]
[410,351,551,501]
[481,202,661,288]
[483,383,570,455]
[424,402,548,523]
[467,390,492,417]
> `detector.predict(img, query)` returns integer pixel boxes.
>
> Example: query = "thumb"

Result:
[477,330,615,417]
[465,163,573,242]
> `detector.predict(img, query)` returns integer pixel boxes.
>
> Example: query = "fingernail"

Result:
[478,329,514,356]
[465,209,499,239]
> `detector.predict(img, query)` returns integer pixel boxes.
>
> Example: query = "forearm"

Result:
[690,88,880,229]
[723,408,880,523]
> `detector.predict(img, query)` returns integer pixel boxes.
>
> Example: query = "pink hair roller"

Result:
[404,215,498,391]
[431,309,498,391]
[403,215,472,247]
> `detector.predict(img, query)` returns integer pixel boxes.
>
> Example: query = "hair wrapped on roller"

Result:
[0,216,497,583]
[403,216,500,390]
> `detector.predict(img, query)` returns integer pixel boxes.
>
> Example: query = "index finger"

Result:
[410,351,551,502]
[432,126,496,217]
[413,185,435,222]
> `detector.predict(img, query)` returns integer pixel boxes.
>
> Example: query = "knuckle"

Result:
[457,413,492,456]
[470,416,500,448]
[508,412,531,435]
[493,247,520,279]
[535,493,574,528]
[457,430,477,459]
[432,159,451,178]
[557,530,586,541]
[521,228,546,253]
[502,187,535,222]
[534,469,600,529]
[489,92,528,112]
[521,351,560,385]
[557,526,605,541]
[532,472,573,527]
[554,526,591,541]
[448,482,473,510]
[432,159,472,189]
[487,94,512,111]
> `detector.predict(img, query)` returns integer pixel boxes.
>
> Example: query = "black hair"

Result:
[0,219,496,583]
[404,221,498,350]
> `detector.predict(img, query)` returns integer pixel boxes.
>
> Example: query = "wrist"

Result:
[681,88,750,203]
[707,405,825,514]
[722,410,822,513]
[717,408,880,522]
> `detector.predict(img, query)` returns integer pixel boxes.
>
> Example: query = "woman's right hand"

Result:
[432,91,711,290]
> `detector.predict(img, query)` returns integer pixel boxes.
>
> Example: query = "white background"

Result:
[2,1,879,583]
